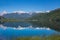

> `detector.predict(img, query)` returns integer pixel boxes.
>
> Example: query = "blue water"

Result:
[0,28,56,37]
[0,27,57,40]
[0,22,60,40]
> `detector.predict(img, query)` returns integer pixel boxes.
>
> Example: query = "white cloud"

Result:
[0,10,7,16]
[0,24,7,30]
[35,10,50,13]
[46,10,50,13]
[0,25,51,30]
[13,11,32,15]
[13,11,26,14]
[35,11,45,13]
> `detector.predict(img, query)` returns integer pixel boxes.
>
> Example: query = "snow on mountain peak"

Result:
[35,11,44,13]
[0,10,50,16]
[46,10,50,13]
[35,10,50,13]
[13,11,26,14]
[13,11,32,15]
[0,10,7,16]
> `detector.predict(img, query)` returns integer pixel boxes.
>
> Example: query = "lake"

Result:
[0,22,60,40]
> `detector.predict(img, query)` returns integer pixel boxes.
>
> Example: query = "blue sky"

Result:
[0,0,60,13]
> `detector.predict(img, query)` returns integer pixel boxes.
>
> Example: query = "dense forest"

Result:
[27,8,60,31]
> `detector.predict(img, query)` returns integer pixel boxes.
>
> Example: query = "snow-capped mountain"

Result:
[3,13,31,20]
[1,10,49,20]
[0,11,7,16]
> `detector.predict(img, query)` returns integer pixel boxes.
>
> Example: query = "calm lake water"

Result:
[0,22,60,40]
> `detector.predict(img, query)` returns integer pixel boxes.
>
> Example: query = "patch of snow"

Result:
[0,10,7,16]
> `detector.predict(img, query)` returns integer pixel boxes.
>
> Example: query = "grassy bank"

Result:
[11,34,60,40]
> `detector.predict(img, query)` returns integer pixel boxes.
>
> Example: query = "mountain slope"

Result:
[3,13,31,20]
[28,8,60,31]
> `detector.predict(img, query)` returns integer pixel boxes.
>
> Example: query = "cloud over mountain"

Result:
[0,10,7,16]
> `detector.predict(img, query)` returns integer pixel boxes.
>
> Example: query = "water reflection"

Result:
[2,22,32,28]
[29,21,60,32]
[0,22,40,28]
[0,22,60,40]
[0,24,51,30]
[0,22,60,32]
[0,24,59,37]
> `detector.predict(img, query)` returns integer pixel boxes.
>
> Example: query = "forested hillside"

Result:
[27,8,60,31]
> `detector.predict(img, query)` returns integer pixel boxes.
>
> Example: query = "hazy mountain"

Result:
[0,11,7,16]
[1,10,46,20]
[3,13,31,20]
[2,11,40,20]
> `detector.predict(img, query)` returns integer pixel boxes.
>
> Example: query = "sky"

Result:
[0,0,60,13]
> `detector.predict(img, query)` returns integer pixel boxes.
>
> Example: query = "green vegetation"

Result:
[27,8,60,31]
[2,18,21,22]
[15,37,40,40]
[12,34,60,40]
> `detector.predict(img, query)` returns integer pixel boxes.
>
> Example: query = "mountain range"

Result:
[0,8,60,31]
[1,11,46,20]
